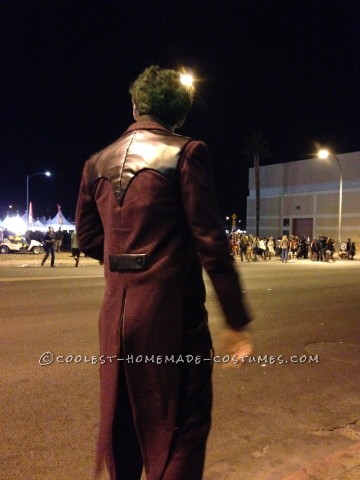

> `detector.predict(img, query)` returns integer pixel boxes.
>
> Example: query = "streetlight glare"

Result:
[26,170,52,227]
[318,149,330,159]
[316,149,343,245]
[180,73,194,88]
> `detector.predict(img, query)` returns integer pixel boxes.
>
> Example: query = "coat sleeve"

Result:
[75,160,104,261]
[179,140,252,330]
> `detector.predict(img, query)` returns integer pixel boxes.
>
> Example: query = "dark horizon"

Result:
[1,0,359,224]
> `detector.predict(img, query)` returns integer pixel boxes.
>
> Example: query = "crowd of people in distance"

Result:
[1,227,72,251]
[1,226,357,266]
[228,232,357,263]
[1,227,81,268]
[24,227,71,251]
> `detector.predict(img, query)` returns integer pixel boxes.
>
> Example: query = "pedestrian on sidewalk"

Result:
[280,234,289,263]
[41,226,56,267]
[349,241,356,260]
[54,227,64,252]
[70,230,80,267]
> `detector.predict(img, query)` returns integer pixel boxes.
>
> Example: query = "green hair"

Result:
[130,65,195,126]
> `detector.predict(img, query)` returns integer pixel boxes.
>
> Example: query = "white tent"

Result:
[46,209,74,229]
[20,209,48,231]
[32,219,47,232]
[33,219,45,228]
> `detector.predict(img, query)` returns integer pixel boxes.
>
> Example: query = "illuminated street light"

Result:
[26,171,51,228]
[318,149,330,160]
[317,149,343,246]
[180,72,194,88]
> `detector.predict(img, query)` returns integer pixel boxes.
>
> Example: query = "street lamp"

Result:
[180,73,194,88]
[317,149,343,246]
[26,171,51,228]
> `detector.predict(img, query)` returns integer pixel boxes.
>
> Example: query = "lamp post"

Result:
[26,171,51,228]
[317,149,343,246]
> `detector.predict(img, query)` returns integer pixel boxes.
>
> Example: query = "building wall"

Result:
[246,152,360,244]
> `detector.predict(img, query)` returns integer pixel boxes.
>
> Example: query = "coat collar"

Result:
[124,115,173,135]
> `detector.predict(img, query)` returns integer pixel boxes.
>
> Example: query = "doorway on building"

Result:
[292,218,313,239]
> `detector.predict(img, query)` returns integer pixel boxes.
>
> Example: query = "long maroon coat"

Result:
[76,119,251,479]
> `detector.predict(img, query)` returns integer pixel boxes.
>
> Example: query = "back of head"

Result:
[130,65,195,126]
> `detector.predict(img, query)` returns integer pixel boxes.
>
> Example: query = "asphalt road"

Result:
[1,258,359,480]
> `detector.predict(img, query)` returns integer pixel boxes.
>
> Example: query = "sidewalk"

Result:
[1,252,357,268]
[0,251,100,268]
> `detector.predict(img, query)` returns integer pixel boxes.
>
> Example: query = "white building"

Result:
[246,151,360,244]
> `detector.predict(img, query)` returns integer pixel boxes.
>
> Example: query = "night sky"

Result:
[1,0,359,224]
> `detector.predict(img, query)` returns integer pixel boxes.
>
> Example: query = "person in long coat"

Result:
[76,65,253,480]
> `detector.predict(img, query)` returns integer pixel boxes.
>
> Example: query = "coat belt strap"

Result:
[109,254,147,271]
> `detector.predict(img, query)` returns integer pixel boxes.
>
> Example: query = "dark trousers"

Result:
[112,369,143,480]
[42,248,55,266]
[112,351,212,480]
[72,248,80,266]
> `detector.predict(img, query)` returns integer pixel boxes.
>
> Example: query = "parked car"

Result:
[0,237,44,254]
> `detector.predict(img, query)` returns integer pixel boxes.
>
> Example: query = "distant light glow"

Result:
[2,214,26,234]
[45,171,51,177]
[180,73,194,88]
[318,149,330,159]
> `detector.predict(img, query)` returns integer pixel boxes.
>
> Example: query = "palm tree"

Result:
[242,132,271,236]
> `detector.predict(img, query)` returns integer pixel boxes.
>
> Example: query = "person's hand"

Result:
[217,327,254,368]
